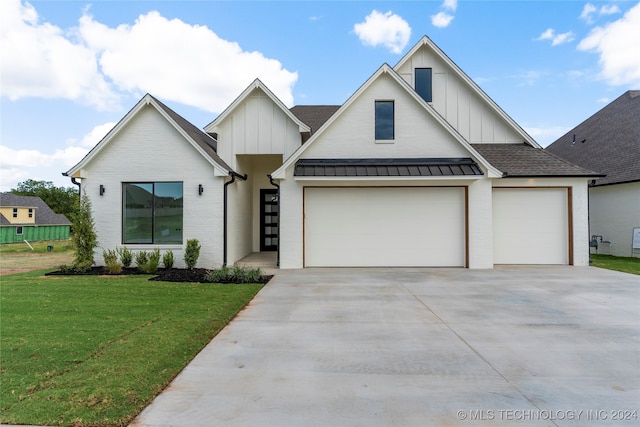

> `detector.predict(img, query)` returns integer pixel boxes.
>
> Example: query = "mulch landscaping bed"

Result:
[45,267,272,284]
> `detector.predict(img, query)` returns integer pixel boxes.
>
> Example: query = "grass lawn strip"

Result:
[590,254,640,275]
[1,270,262,426]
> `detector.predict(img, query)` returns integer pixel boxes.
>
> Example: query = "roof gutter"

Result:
[223,171,248,267]
[267,174,280,267]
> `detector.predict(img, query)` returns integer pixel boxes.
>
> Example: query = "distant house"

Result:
[65,36,598,269]
[546,91,640,258]
[0,193,72,244]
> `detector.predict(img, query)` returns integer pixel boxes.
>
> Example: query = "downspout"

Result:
[71,177,81,198]
[223,171,248,267]
[268,174,280,267]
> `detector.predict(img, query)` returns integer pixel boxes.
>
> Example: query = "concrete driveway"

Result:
[132,266,640,427]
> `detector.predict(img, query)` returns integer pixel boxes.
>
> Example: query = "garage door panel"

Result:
[493,188,568,265]
[304,187,465,267]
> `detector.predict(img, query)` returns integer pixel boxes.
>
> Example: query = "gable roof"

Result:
[545,90,640,186]
[0,193,71,226]
[204,79,310,134]
[394,36,540,148]
[272,63,503,179]
[472,144,601,178]
[65,94,235,179]
[290,105,340,135]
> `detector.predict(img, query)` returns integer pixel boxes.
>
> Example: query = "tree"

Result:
[72,190,98,269]
[11,179,79,220]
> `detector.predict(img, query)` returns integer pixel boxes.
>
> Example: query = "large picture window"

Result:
[123,182,183,244]
[375,100,394,140]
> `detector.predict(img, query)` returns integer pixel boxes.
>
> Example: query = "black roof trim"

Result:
[294,158,483,177]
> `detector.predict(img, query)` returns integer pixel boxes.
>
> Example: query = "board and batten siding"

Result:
[214,88,303,170]
[80,105,226,269]
[395,45,523,144]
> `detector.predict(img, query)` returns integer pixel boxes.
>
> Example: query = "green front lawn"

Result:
[0,270,262,426]
[591,254,640,275]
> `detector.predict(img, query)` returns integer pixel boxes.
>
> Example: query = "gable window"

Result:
[415,68,433,102]
[123,182,183,244]
[28,208,33,218]
[12,208,18,218]
[16,226,23,235]
[375,100,394,141]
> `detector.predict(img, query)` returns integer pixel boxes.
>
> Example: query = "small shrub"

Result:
[137,249,160,274]
[204,265,263,283]
[162,250,175,269]
[117,247,133,268]
[184,239,201,270]
[57,264,91,274]
[134,251,149,269]
[102,248,122,274]
[205,266,230,283]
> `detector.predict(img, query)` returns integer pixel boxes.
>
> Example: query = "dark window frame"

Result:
[415,68,433,102]
[12,208,18,218]
[122,181,184,245]
[28,208,33,218]
[375,100,395,141]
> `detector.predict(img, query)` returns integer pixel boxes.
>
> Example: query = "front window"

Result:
[375,100,394,140]
[123,182,183,244]
[28,208,33,218]
[16,226,23,235]
[415,68,433,102]
[12,208,18,218]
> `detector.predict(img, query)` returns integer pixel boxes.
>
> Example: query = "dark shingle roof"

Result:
[545,90,640,186]
[150,95,234,173]
[294,158,483,177]
[290,105,340,135]
[472,143,600,177]
[0,193,72,226]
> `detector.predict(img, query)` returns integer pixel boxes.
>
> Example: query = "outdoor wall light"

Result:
[99,184,105,196]
[198,184,204,195]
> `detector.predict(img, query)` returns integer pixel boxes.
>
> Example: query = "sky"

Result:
[1,0,639,192]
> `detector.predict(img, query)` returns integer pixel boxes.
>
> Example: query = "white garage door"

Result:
[493,188,569,264]
[304,187,466,267]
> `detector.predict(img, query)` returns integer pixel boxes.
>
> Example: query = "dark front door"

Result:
[260,189,278,251]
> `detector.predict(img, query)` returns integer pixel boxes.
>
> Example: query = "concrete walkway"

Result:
[131,266,640,426]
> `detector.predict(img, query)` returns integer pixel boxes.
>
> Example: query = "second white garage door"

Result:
[493,187,569,265]
[304,187,466,267]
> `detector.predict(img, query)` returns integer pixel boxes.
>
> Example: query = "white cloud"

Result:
[431,0,457,28]
[353,10,411,54]
[578,3,640,87]
[431,12,455,28]
[0,0,119,110]
[580,3,597,24]
[443,0,458,12]
[536,28,575,46]
[600,5,621,15]
[580,2,621,24]
[1,0,298,112]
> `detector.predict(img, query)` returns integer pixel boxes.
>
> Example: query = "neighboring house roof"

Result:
[294,158,483,177]
[290,106,340,135]
[472,144,601,177]
[394,36,539,149]
[204,79,310,134]
[0,214,11,225]
[272,63,503,180]
[545,90,640,186]
[65,94,235,179]
[0,193,72,226]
